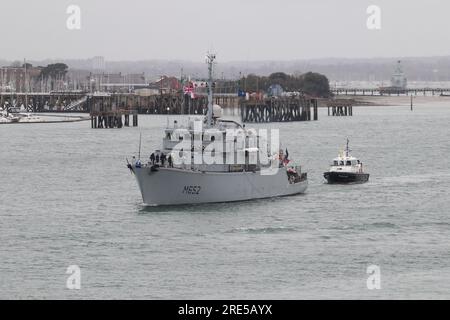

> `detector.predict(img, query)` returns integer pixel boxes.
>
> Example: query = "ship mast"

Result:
[206,53,216,127]
[346,139,349,157]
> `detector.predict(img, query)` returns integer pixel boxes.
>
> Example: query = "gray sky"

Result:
[1,0,449,61]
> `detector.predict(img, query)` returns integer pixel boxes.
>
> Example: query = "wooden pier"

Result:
[135,93,239,114]
[90,110,138,128]
[240,96,318,123]
[0,91,87,112]
[331,87,450,96]
[327,99,354,116]
[88,94,138,129]
[0,91,240,115]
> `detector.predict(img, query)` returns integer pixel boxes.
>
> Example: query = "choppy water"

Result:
[1,103,450,299]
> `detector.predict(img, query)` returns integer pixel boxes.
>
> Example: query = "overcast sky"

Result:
[1,0,449,62]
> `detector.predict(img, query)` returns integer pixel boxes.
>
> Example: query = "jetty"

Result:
[327,99,354,116]
[0,91,87,112]
[88,93,138,129]
[331,87,450,96]
[0,91,240,114]
[1,91,326,124]
[240,96,318,123]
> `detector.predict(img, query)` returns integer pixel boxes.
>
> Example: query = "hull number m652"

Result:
[182,186,201,195]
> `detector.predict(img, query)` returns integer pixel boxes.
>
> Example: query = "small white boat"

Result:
[17,113,42,123]
[324,139,369,184]
[0,108,20,123]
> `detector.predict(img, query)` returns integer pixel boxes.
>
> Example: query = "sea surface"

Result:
[1,102,450,299]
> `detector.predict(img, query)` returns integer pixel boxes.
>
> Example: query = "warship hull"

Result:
[133,166,307,206]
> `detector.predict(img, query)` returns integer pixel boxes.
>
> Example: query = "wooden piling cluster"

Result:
[137,93,240,114]
[90,111,138,128]
[0,91,241,115]
[86,93,240,115]
[240,96,318,123]
[88,94,138,129]
[327,99,354,116]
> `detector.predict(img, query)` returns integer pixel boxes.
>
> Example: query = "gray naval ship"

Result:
[128,54,308,205]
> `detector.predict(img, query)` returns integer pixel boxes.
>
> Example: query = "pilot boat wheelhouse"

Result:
[323,140,369,184]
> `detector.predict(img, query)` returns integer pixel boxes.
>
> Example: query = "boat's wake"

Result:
[225,226,298,234]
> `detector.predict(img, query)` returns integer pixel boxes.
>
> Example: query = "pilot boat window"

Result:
[333,160,338,166]
[346,160,351,166]
[339,161,344,165]
[166,132,171,139]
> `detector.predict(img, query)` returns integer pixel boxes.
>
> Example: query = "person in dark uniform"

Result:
[168,154,173,168]
[150,152,155,165]
[155,153,160,164]
[160,153,166,167]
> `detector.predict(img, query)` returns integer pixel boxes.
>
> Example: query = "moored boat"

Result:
[0,108,20,123]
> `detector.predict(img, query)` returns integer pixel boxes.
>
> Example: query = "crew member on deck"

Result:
[168,154,173,168]
[161,153,166,167]
[150,152,155,165]
[133,156,141,168]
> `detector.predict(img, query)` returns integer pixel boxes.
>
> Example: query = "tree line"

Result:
[240,72,331,97]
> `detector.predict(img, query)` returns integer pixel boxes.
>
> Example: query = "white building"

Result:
[390,60,407,89]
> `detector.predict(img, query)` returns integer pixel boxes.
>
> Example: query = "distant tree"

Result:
[268,72,288,83]
[22,62,33,69]
[10,61,22,67]
[40,63,68,79]
[240,71,331,97]
[298,72,331,97]
[240,73,268,92]
[39,63,69,91]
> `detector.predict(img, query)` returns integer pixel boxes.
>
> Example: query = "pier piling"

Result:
[240,96,318,123]
[327,99,354,117]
